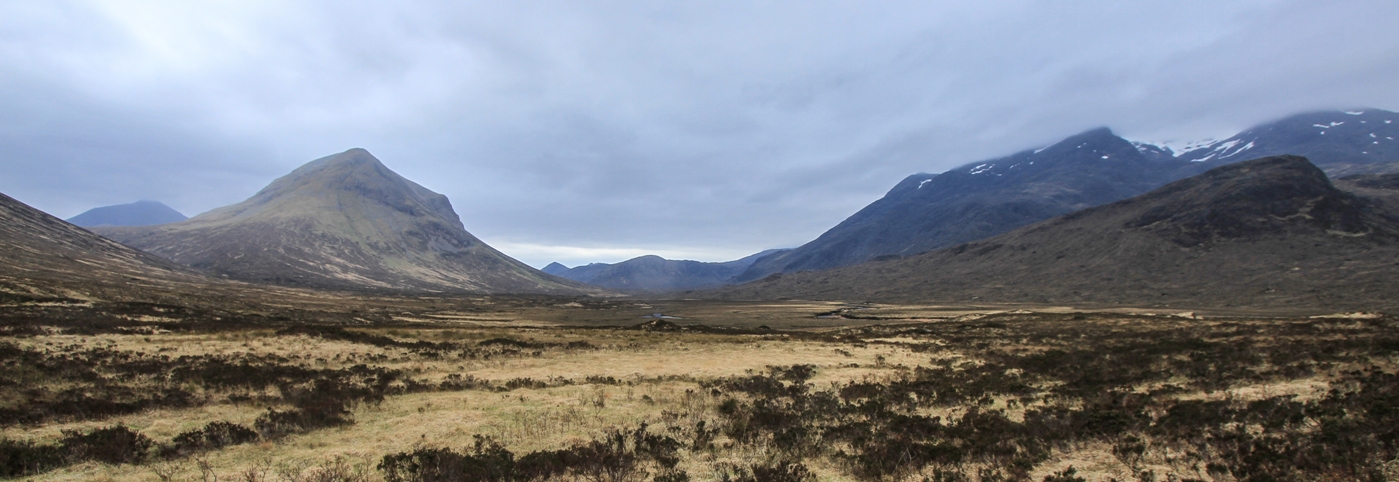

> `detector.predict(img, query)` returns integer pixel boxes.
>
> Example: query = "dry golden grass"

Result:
[6,323,932,481]
[6,304,1397,481]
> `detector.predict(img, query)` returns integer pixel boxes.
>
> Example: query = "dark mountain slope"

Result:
[0,192,213,301]
[714,156,1399,312]
[738,109,1399,283]
[735,127,1191,281]
[1173,109,1399,176]
[96,149,590,295]
[67,200,187,227]
[546,249,788,292]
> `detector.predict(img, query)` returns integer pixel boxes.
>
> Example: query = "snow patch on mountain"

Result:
[1131,138,1218,159]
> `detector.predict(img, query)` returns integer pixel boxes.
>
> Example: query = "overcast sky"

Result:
[3,1,1398,268]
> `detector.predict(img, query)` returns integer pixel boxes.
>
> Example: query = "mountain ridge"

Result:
[712,156,1399,311]
[735,108,1399,282]
[1148,109,1399,173]
[734,126,1192,281]
[545,249,788,292]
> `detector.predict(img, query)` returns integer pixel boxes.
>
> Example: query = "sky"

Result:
[3,1,1399,268]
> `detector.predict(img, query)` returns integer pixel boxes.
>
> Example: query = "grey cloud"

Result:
[3,0,1398,268]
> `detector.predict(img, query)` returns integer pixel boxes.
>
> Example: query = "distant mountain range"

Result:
[95,149,592,295]
[67,200,187,227]
[714,156,1399,311]
[543,249,787,292]
[18,107,1398,306]
[734,108,1399,282]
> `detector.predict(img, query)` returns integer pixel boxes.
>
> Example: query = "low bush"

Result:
[169,421,259,455]
[0,439,66,477]
[379,425,681,482]
[717,459,814,482]
[60,424,153,465]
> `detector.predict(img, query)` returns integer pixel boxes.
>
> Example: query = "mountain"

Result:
[67,200,188,227]
[1161,109,1399,176]
[545,249,788,292]
[714,156,1399,312]
[734,127,1196,281]
[735,108,1399,282]
[0,192,210,301]
[94,148,590,294]
[541,262,573,277]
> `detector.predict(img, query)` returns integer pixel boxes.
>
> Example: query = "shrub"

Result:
[60,424,153,465]
[378,426,680,482]
[171,421,259,454]
[0,439,66,477]
[717,460,813,482]
[380,436,517,482]
[1042,467,1085,482]
[255,403,351,439]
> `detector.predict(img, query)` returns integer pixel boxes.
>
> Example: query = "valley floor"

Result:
[2,299,1397,481]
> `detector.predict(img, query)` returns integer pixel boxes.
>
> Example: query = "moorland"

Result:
[3,296,1396,481]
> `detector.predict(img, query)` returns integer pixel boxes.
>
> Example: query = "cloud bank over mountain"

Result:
[4,1,1399,267]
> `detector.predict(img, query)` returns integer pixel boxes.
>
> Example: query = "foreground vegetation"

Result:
[1,299,1397,481]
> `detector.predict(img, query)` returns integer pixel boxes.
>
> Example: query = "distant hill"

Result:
[735,108,1399,282]
[545,249,787,292]
[67,200,187,227]
[714,156,1399,312]
[540,262,573,277]
[0,192,211,302]
[95,148,592,295]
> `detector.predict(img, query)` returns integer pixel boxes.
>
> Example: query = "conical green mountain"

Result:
[96,148,588,294]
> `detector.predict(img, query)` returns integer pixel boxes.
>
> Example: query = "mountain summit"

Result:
[96,148,588,294]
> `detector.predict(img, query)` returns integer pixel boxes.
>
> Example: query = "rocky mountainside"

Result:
[95,149,591,294]
[67,200,187,227]
[714,156,1399,312]
[544,249,787,292]
[736,108,1399,282]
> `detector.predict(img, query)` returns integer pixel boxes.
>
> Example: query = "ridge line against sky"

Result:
[3,1,1398,268]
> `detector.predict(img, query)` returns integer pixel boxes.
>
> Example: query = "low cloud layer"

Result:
[4,1,1398,267]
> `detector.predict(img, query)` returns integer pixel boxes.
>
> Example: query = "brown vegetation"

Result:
[3,297,1397,481]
